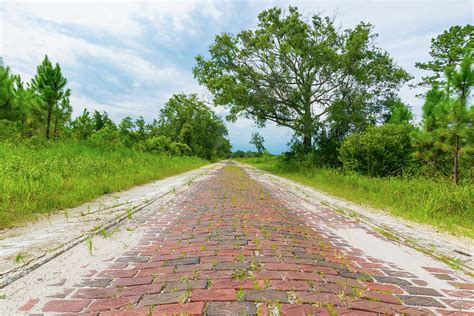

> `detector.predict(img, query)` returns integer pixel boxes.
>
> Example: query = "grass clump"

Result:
[0,141,207,229]
[241,157,474,239]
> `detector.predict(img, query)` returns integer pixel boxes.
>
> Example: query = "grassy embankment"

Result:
[0,141,208,229]
[241,156,474,239]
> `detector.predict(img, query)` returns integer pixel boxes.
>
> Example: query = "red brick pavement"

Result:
[26,164,473,315]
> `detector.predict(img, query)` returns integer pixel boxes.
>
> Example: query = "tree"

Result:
[383,98,413,125]
[158,94,231,159]
[92,110,115,131]
[439,55,473,184]
[250,132,266,155]
[415,55,474,183]
[415,25,473,88]
[30,55,71,139]
[194,6,410,152]
[0,64,16,113]
[71,109,95,139]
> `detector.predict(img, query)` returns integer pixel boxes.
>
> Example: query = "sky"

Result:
[1,0,472,153]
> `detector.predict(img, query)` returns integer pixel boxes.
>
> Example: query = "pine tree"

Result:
[416,55,474,183]
[30,55,70,139]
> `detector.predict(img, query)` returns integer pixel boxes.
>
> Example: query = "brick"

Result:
[43,299,91,313]
[165,257,200,266]
[244,290,289,303]
[365,282,403,294]
[87,297,138,312]
[264,262,300,271]
[282,271,322,282]
[271,280,311,291]
[295,292,343,306]
[401,285,442,296]
[362,290,401,305]
[141,291,188,306]
[163,280,208,291]
[72,288,118,299]
[190,289,236,301]
[215,262,249,270]
[210,279,263,290]
[206,302,257,315]
[18,298,39,312]
[77,278,112,288]
[136,267,174,276]
[154,302,204,316]
[281,304,330,316]
[399,295,445,308]
[372,276,411,286]
[115,276,153,287]
[115,256,150,262]
[122,284,164,297]
[448,282,474,290]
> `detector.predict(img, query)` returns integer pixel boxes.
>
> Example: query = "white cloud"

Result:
[1,0,472,153]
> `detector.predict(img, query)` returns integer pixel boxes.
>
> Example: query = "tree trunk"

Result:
[453,135,459,185]
[302,103,312,152]
[46,105,51,139]
[303,132,312,152]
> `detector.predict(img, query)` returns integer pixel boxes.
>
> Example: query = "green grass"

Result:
[241,156,474,239]
[0,141,208,229]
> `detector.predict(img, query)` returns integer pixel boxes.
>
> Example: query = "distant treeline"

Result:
[0,57,231,160]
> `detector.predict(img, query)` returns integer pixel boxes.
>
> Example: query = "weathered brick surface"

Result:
[33,163,473,314]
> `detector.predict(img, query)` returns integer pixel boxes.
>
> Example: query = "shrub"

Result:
[88,126,122,150]
[140,136,191,156]
[339,124,413,177]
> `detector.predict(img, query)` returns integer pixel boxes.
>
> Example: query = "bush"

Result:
[339,124,413,177]
[140,136,191,156]
[88,126,122,150]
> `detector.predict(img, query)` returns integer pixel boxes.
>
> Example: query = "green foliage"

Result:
[30,55,71,139]
[415,55,474,183]
[0,140,207,228]
[194,6,410,150]
[250,132,266,155]
[415,24,473,87]
[158,93,231,159]
[88,125,122,150]
[339,124,413,177]
[245,158,474,238]
[231,150,260,158]
[140,135,191,156]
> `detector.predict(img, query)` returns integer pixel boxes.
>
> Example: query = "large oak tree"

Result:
[194,6,410,151]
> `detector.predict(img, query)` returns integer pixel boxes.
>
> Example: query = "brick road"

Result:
[18,163,474,315]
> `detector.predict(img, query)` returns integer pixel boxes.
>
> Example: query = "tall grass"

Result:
[242,156,474,239]
[0,141,208,229]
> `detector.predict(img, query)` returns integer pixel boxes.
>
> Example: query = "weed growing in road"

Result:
[235,254,245,262]
[232,269,249,280]
[14,252,25,264]
[236,289,246,301]
[126,208,133,219]
[85,236,94,255]
[374,226,401,242]
[179,290,190,303]
[147,305,155,316]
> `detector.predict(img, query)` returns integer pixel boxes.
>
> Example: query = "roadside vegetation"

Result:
[195,8,472,237]
[242,156,473,238]
[0,57,230,228]
[0,141,206,229]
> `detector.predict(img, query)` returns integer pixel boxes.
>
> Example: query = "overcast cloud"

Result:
[1,0,472,153]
